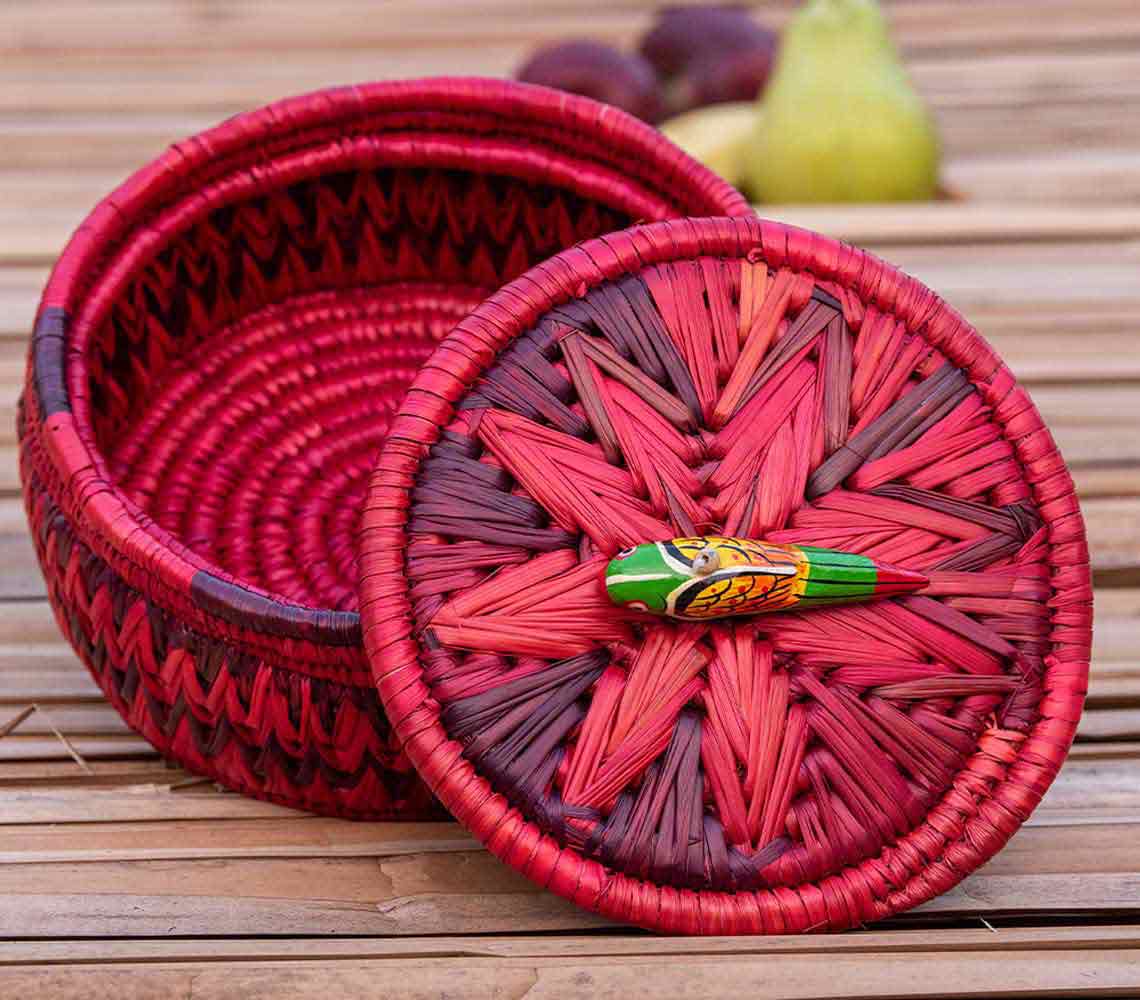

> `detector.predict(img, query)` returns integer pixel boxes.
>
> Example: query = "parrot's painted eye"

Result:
[627,600,649,612]
[615,546,637,560]
[691,547,720,576]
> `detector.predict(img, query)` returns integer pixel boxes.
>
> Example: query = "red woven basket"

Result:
[362,215,1091,931]
[18,78,750,819]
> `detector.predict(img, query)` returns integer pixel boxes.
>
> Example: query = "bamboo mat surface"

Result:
[1,1,1139,995]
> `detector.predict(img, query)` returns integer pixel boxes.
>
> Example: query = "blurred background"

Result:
[3,1,1140,331]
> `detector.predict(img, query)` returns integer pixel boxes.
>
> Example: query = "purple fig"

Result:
[639,5,776,78]
[516,40,665,123]
[639,5,778,114]
[669,45,776,113]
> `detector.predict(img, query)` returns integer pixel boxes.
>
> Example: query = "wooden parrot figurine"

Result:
[604,536,927,621]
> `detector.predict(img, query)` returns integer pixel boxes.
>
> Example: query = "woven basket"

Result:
[18,79,750,819]
[362,215,1091,930]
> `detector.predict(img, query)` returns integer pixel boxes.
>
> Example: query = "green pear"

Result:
[747,0,940,203]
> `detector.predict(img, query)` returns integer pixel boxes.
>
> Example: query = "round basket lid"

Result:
[360,216,1091,934]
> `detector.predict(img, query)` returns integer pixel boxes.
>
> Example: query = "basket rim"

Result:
[24,77,750,650]
[360,214,1092,933]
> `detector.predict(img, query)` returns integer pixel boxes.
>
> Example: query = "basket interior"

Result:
[85,165,637,611]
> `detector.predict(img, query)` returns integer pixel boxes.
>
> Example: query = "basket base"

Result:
[109,283,484,611]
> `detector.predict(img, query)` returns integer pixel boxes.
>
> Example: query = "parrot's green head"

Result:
[604,540,721,616]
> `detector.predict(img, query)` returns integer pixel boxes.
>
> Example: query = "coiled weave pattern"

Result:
[363,216,1091,929]
[19,79,749,818]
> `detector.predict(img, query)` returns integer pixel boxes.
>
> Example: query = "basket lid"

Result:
[359,215,1091,934]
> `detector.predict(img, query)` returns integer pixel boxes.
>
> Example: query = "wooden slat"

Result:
[0,816,478,861]
[1076,710,1140,743]
[769,203,1140,246]
[0,49,530,116]
[0,662,103,703]
[0,758,184,787]
[0,859,1137,938]
[1023,384,1140,428]
[0,2,658,55]
[0,495,27,533]
[1076,466,1140,501]
[0,702,132,737]
[0,945,1137,999]
[0,787,301,826]
[0,876,611,937]
[0,43,1133,164]
[877,241,1140,314]
[0,734,155,762]
[1051,427,1140,468]
[910,50,1140,112]
[1,922,1137,963]
[944,149,1140,205]
[0,531,39,598]
[1090,612,1140,712]
[1086,499,1140,584]
[0,266,45,339]
[1069,741,1140,761]
[1,0,1138,57]
[0,599,63,643]
[0,114,212,172]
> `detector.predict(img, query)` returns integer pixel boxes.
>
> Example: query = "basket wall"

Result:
[18,79,750,818]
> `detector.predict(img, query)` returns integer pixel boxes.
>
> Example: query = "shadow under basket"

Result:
[362,215,1092,931]
[18,79,750,818]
